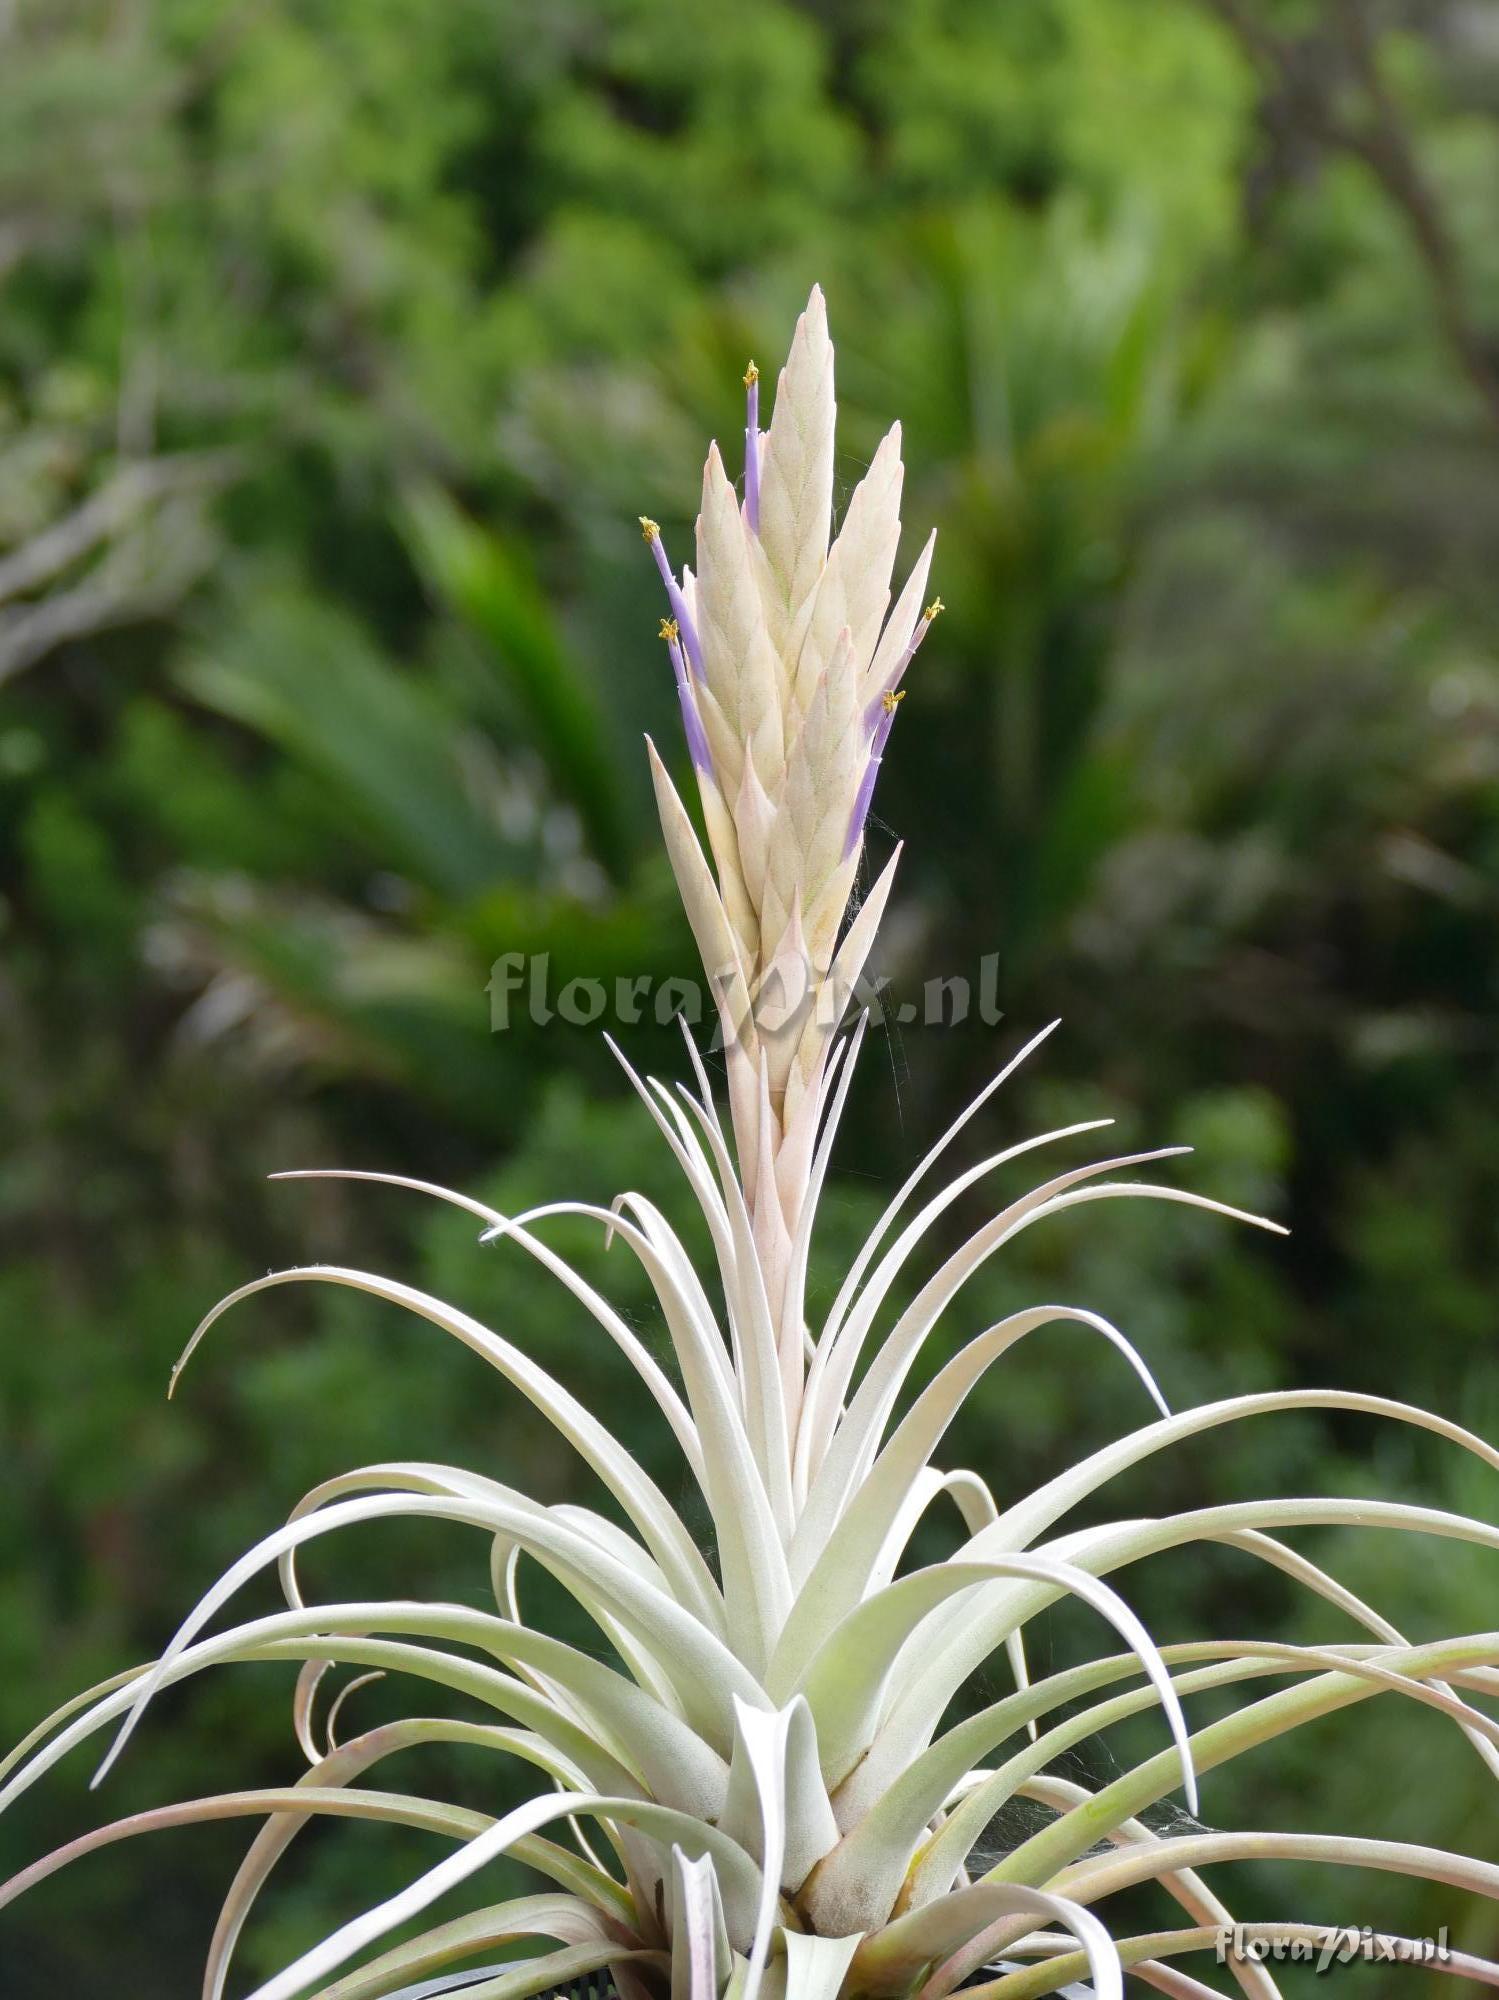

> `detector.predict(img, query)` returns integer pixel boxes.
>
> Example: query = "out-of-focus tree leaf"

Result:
[178,589,535,902]
[401,483,633,877]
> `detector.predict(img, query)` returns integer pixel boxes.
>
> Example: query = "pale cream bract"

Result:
[641,287,936,1369]
[5,291,1499,2000]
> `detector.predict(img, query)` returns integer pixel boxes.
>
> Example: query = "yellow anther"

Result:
[744,360,759,386]
[659,617,680,642]
[923,596,944,622]
[881,689,907,715]
[639,516,660,541]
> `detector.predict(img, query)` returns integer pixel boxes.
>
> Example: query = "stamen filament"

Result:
[661,617,713,776]
[640,517,705,680]
[845,690,906,857]
[744,361,761,535]
[866,597,943,731]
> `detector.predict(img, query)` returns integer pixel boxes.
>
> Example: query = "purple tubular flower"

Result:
[744,361,761,535]
[661,618,713,776]
[640,518,705,681]
[866,597,943,732]
[844,691,904,858]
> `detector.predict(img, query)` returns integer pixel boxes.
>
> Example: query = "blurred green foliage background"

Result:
[2,0,1498,1989]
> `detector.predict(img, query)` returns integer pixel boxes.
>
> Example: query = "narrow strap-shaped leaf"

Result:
[906,1636,1499,1911]
[274,1463,678,1651]
[413,1942,666,2000]
[823,1638,1448,1941]
[779,1305,1166,1679]
[490,1197,791,1674]
[1005,1777,1283,2000]
[671,1848,730,2000]
[174,1262,719,1632]
[995,1387,1499,1554]
[612,1189,736,1401]
[725,1699,794,2000]
[780,846,900,1263]
[803,1151,1218,1554]
[0,1662,146,1788]
[205,1718,616,2000]
[797,1019,1061,1489]
[849,1881,1121,2000]
[273,1169,706,1489]
[0,1786,493,1913]
[969,1922,1499,1999]
[315,1895,626,2000]
[603,1032,737,1280]
[788,1551,1194,1812]
[1202,1524,1499,1784]
[94,1491,763,1788]
[780,1021,864,1394]
[866,1491,1499,1800]
[799,1124,1123,1532]
[671,1080,795,1536]
[834,1640,1255,1871]
[1059,1828,1499,1909]
[987,1631,1499,1890]
[720,1696,836,1896]
[248,1791,767,2000]
[0,1603,726,1837]
[812,1119,1122,1429]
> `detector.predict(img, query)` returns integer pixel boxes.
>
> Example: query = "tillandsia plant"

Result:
[7,288,1499,2000]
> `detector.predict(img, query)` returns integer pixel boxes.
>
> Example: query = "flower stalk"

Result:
[640,288,930,1406]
